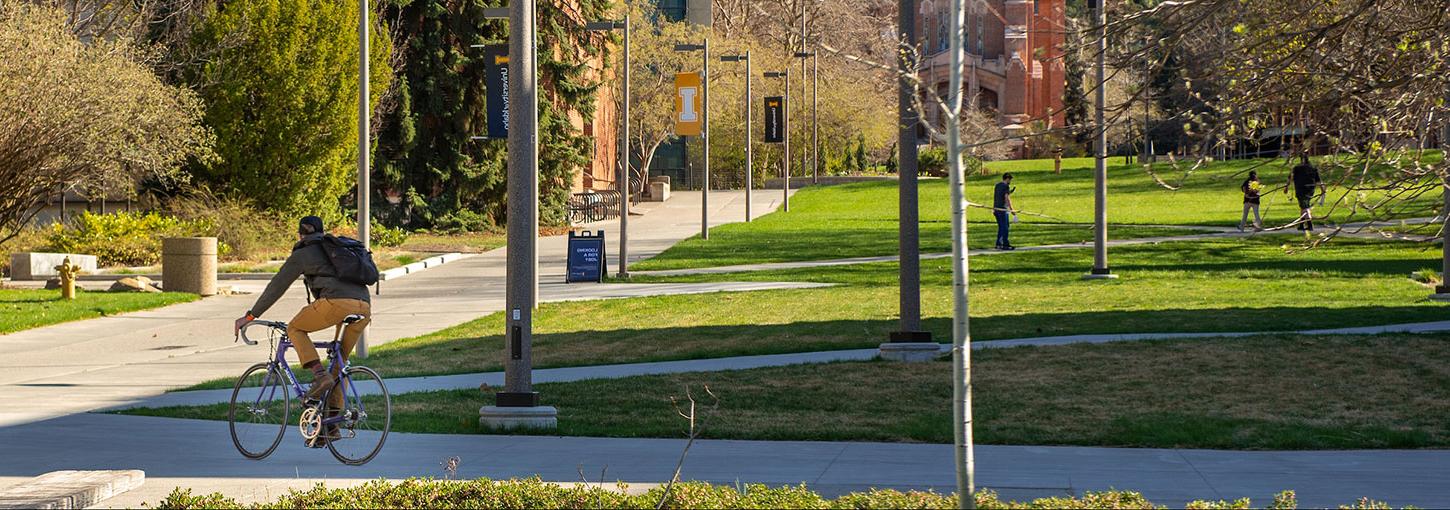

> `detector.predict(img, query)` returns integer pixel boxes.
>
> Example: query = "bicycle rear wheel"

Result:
[326,366,391,465]
[228,362,291,459]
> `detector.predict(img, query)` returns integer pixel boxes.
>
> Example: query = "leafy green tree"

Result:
[185,0,392,222]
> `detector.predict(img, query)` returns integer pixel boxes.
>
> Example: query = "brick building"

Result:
[915,0,1067,151]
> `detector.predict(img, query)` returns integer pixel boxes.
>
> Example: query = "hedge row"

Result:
[151,478,1395,509]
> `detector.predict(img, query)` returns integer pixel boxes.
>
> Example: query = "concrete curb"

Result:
[0,470,144,509]
[379,253,469,281]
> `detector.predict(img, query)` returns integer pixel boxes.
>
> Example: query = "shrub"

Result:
[47,211,214,266]
[166,197,293,262]
[918,147,948,177]
[148,479,1387,510]
[371,225,410,248]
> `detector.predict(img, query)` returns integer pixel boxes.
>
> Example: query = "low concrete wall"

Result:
[162,237,217,296]
[8,253,98,281]
[761,175,895,189]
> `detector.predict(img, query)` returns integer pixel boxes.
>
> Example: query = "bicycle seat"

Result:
[341,314,366,326]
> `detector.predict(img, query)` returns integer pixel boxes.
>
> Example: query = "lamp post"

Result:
[1085,0,1117,280]
[792,51,816,188]
[764,70,789,210]
[720,52,753,222]
[884,0,932,352]
[675,40,711,239]
[355,0,372,357]
[587,17,631,276]
[812,51,819,185]
[478,0,556,430]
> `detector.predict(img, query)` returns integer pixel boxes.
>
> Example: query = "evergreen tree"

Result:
[375,0,608,230]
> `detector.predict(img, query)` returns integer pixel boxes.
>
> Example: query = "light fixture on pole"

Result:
[674,41,711,239]
[586,17,631,276]
[764,70,789,211]
[720,52,752,222]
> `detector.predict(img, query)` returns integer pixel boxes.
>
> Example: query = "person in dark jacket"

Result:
[993,173,1017,250]
[232,216,372,444]
[1287,154,1326,232]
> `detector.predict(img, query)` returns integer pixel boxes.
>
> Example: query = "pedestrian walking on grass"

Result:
[1239,171,1263,231]
[994,173,1017,250]
[1287,154,1326,233]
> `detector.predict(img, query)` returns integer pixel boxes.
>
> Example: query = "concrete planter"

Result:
[161,237,217,296]
[7,253,98,281]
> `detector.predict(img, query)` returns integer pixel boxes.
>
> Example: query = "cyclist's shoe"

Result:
[303,371,337,401]
[305,425,339,448]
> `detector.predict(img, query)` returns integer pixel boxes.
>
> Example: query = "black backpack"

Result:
[312,234,380,285]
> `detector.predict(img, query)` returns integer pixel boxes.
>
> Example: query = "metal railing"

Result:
[567,190,621,225]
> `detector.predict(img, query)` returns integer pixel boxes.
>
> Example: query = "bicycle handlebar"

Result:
[238,320,287,346]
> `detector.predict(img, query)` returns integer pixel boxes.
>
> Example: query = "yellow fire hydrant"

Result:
[55,256,80,300]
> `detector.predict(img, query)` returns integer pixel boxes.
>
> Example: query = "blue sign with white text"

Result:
[566,230,605,283]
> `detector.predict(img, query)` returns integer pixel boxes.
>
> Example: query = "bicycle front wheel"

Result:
[326,366,391,465]
[228,362,291,460]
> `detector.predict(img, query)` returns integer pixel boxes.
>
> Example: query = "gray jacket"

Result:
[247,233,371,317]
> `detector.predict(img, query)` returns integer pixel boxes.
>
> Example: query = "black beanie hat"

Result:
[298,216,325,236]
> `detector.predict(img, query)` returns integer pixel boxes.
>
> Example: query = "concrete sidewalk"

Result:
[3,413,1446,508]
[0,190,792,427]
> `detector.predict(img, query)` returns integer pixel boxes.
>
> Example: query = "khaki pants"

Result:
[289,298,370,412]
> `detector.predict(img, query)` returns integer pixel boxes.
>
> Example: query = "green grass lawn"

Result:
[0,289,197,334]
[633,155,1438,271]
[176,234,1444,391]
[122,333,1450,450]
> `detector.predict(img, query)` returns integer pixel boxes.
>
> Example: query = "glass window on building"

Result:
[657,0,686,21]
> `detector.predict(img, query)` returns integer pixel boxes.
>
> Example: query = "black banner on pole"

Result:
[485,45,510,139]
[763,96,785,143]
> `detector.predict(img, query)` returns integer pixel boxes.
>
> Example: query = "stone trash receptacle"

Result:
[162,237,217,296]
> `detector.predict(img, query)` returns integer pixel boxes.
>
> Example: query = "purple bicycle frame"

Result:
[249,324,364,429]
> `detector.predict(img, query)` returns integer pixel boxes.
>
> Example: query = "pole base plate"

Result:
[479,405,558,430]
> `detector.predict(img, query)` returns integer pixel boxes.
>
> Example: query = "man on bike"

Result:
[232,216,372,444]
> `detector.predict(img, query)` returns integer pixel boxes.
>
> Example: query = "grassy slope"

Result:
[122,333,1450,450]
[633,156,1436,271]
[178,234,1444,391]
[0,289,197,334]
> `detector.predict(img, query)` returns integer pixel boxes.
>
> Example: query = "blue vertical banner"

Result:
[763,96,785,143]
[485,45,510,139]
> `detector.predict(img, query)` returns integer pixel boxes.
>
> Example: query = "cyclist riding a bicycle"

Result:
[232,216,372,445]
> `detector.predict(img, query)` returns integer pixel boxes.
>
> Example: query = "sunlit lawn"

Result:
[0,289,197,334]
[124,333,1450,450]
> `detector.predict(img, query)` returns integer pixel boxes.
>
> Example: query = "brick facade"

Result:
[916,0,1067,153]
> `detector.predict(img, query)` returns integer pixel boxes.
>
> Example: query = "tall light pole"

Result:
[480,0,556,429]
[1085,0,1117,280]
[812,51,819,185]
[721,52,753,222]
[793,51,816,186]
[355,0,371,357]
[886,0,931,350]
[675,40,711,239]
[587,17,630,276]
[765,70,790,211]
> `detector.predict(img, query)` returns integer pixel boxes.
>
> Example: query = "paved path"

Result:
[4,413,1446,508]
[0,190,792,427]
[119,319,1450,410]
